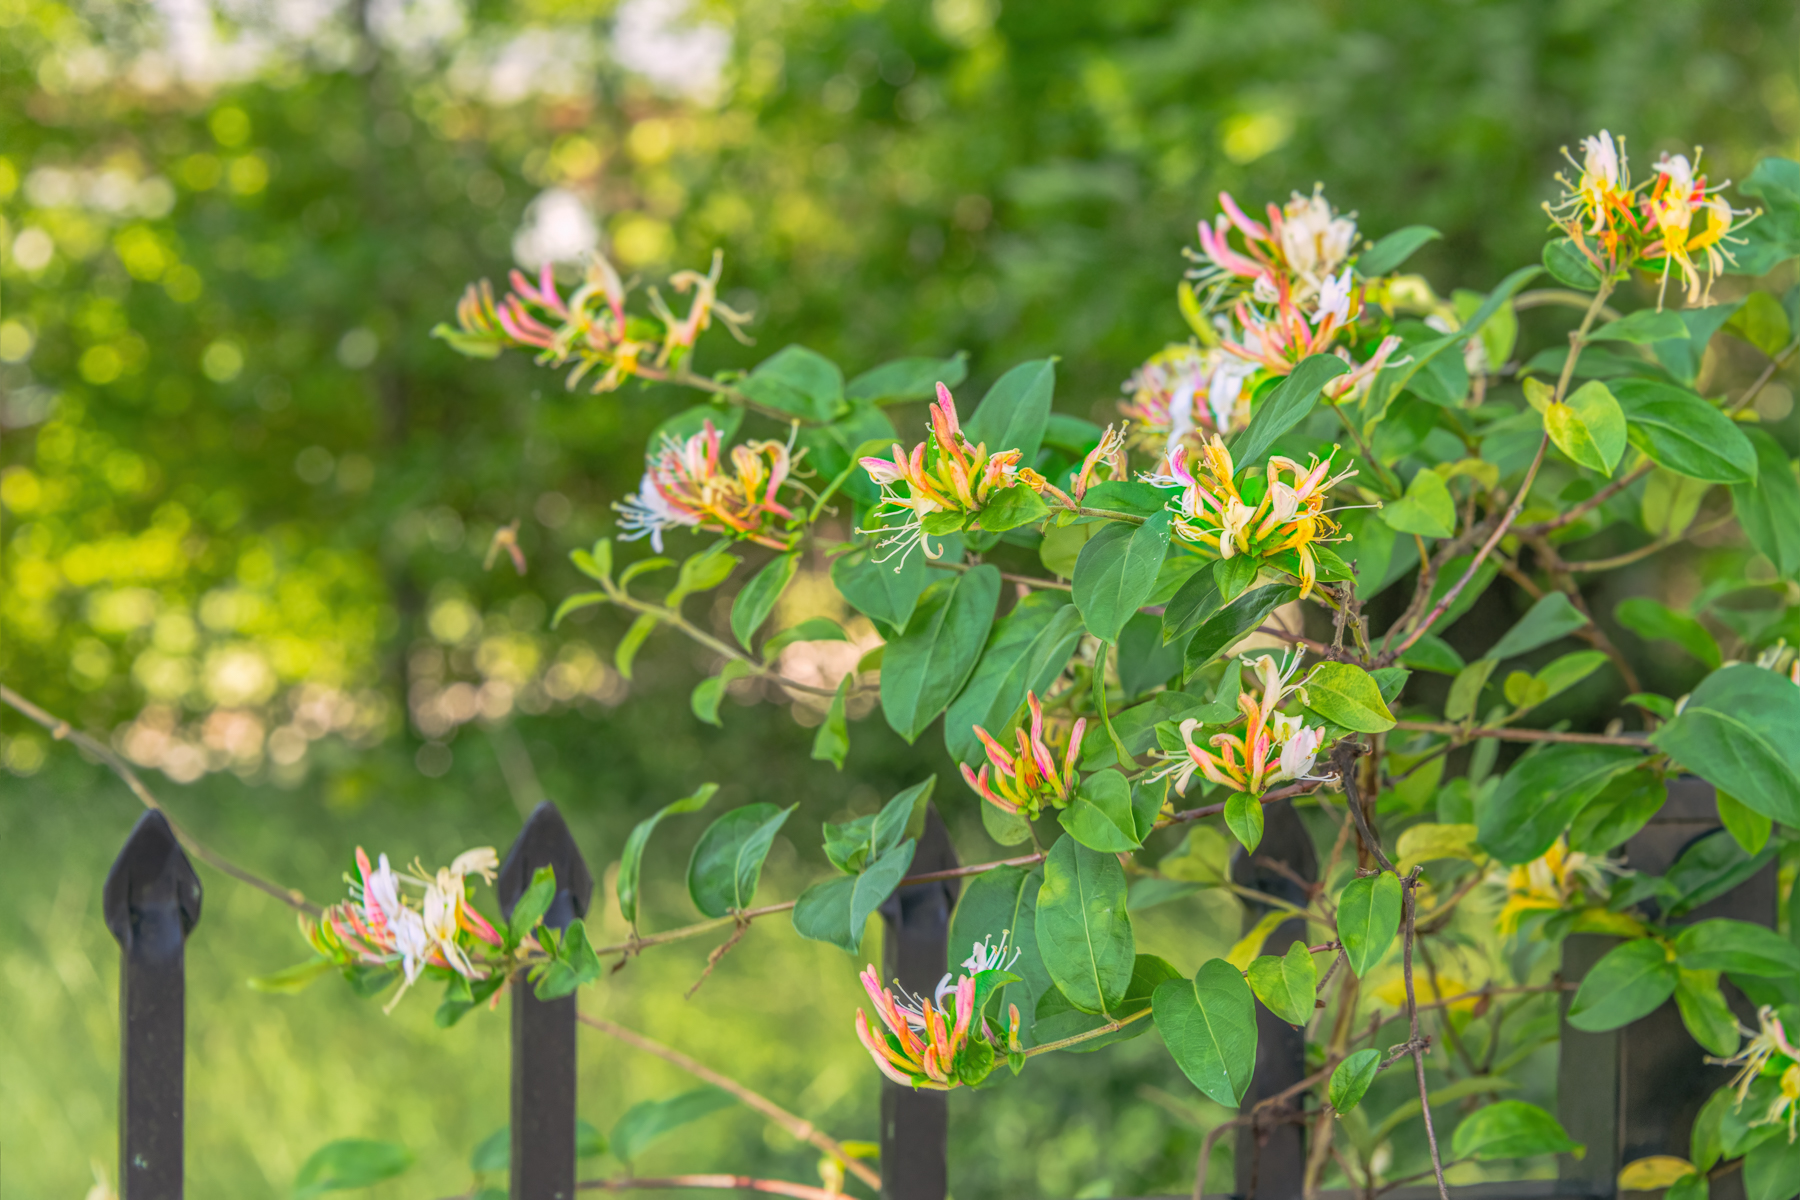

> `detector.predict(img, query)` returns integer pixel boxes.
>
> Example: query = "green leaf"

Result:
[1223,791,1265,854]
[1653,664,1800,826]
[1336,872,1402,977]
[945,595,1083,762]
[880,564,1001,743]
[1229,354,1351,469]
[1059,769,1141,852]
[610,1087,737,1165]
[978,483,1049,533]
[614,612,658,681]
[1380,467,1456,538]
[1446,658,1496,721]
[1303,661,1397,733]
[1489,592,1590,660]
[1718,790,1773,856]
[731,552,799,649]
[508,865,557,945]
[1665,830,1778,918]
[1185,585,1300,679]
[1036,835,1135,1014]
[1694,1086,1732,1171]
[1072,511,1172,643]
[1744,1132,1800,1200]
[1040,521,1098,578]
[1731,429,1800,579]
[1329,1048,1383,1113]
[551,591,610,628]
[1478,743,1643,864]
[811,675,852,770]
[949,865,1052,1041]
[1115,611,1190,698]
[965,359,1056,465]
[1674,968,1742,1057]
[1358,225,1442,276]
[1654,303,1747,385]
[1615,598,1721,669]
[764,617,850,656]
[1613,379,1758,485]
[533,918,603,999]
[248,957,335,994]
[1247,940,1317,1026]
[1451,1100,1583,1161]
[1545,381,1627,476]
[832,544,928,631]
[1674,919,1800,978]
[1161,565,1224,645]
[690,659,754,726]
[667,543,741,607]
[845,352,969,404]
[1214,555,1259,604]
[1568,939,1678,1031]
[738,345,846,422]
[470,1127,509,1173]
[1153,958,1259,1107]
[617,783,716,927]
[1589,308,1690,344]
[1526,650,1607,708]
[873,778,934,858]
[1727,290,1793,359]
[791,840,918,954]
[1544,237,1604,291]
[293,1139,414,1198]
[1569,768,1666,854]
[686,803,795,918]
[651,403,744,449]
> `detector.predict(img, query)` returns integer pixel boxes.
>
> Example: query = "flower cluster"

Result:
[440,251,751,392]
[1493,839,1617,935]
[1158,649,1333,796]
[860,382,1045,565]
[615,419,802,551]
[1546,131,1752,308]
[1118,344,1258,455]
[1719,1006,1800,1141]
[960,692,1087,820]
[309,847,504,1012]
[854,938,1022,1090]
[1148,435,1357,599]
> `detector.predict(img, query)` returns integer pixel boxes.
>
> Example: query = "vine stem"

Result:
[1392,720,1649,748]
[1024,1005,1154,1056]
[927,558,1073,592]
[1401,865,1451,1200]
[577,1175,848,1200]
[576,1012,881,1192]
[604,589,850,698]
[0,684,322,916]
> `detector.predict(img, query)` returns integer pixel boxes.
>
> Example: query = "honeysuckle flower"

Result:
[962,930,1024,975]
[1074,424,1129,499]
[1320,335,1406,402]
[314,845,508,1012]
[1716,1006,1800,1141]
[1192,186,1357,310]
[1493,839,1617,935]
[960,692,1086,820]
[855,964,994,1090]
[860,382,1045,566]
[1154,648,1335,796]
[1119,344,1258,454]
[443,252,750,393]
[615,419,801,552]
[1547,130,1641,254]
[1152,436,1358,598]
[1640,150,1750,309]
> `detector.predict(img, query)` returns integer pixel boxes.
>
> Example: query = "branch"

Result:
[1400,867,1450,1200]
[577,1013,881,1192]
[579,1176,847,1200]
[0,684,321,916]
[606,591,849,699]
[1333,741,1393,874]
[1160,780,1323,828]
[1392,720,1649,748]
[1025,1006,1154,1056]
[927,559,1072,592]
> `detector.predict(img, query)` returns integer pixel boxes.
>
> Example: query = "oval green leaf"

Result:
[1152,958,1259,1107]
[686,802,796,918]
[1329,1048,1382,1113]
[1035,834,1135,1014]
[1336,872,1402,977]
[880,564,1001,743]
[1568,938,1678,1031]
[1450,1100,1583,1161]
[1303,661,1397,732]
[1072,511,1173,643]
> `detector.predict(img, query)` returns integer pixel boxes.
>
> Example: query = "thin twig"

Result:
[577,1013,882,1192]
[1333,741,1393,874]
[0,684,321,916]
[927,559,1073,592]
[1392,721,1648,747]
[1400,866,1450,1200]
[578,1175,845,1200]
[1025,1006,1154,1056]
[1161,780,1323,828]
[1193,1116,1248,1200]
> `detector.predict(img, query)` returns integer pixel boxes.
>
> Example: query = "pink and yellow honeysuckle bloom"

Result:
[860,382,1046,565]
[1546,130,1644,260]
[614,419,802,552]
[448,252,750,393]
[960,691,1087,820]
[1492,839,1616,935]
[314,846,507,1012]
[1639,151,1750,309]
[855,963,991,1090]
[1193,186,1358,310]
[1157,648,1333,796]
[1118,344,1258,454]
[1719,1006,1800,1140]
[1148,435,1358,599]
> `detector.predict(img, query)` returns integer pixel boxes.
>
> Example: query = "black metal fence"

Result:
[98,783,1766,1200]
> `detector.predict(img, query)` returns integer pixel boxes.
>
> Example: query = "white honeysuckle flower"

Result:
[1315,268,1353,326]
[963,931,1023,975]
[366,853,404,926]
[1581,131,1621,188]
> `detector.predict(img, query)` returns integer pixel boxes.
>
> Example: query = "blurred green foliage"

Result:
[0,0,1796,1193]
